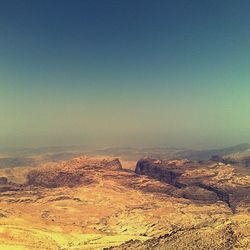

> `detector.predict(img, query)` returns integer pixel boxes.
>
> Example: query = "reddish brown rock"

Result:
[27,157,122,188]
[135,158,250,211]
[0,177,8,185]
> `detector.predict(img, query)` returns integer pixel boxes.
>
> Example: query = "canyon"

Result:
[0,154,249,249]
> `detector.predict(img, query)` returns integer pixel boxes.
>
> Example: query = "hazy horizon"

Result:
[1,0,249,149]
[0,137,249,152]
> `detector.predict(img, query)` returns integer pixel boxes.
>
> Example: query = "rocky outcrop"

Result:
[135,159,191,188]
[108,220,248,250]
[27,170,84,188]
[0,155,249,250]
[135,158,250,212]
[181,185,219,202]
[27,157,122,188]
[0,177,8,185]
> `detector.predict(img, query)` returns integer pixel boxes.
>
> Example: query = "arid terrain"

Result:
[1,0,249,248]
[0,147,250,249]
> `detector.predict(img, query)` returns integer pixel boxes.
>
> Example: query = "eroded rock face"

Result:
[135,158,250,212]
[27,157,122,188]
[0,177,8,185]
[135,159,191,187]
[0,156,249,250]
[108,220,248,250]
[181,185,219,201]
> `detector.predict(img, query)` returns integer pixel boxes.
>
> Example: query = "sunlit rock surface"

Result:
[0,157,249,249]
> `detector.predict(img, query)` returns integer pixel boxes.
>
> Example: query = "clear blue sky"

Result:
[0,0,249,149]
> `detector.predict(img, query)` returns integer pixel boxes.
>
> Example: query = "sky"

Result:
[0,0,249,149]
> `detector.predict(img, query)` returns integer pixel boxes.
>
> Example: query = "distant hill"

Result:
[0,143,250,169]
[89,143,250,162]
[175,143,250,161]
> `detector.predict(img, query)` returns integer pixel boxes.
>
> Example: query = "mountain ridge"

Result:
[0,155,249,249]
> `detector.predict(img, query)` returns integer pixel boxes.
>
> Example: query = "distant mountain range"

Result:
[0,143,250,169]
[91,143,250,163]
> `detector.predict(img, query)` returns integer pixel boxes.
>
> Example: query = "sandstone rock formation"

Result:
[135,158,250,213]
[27,157,122,188]
[0,156,249,249]
[0,176,7,185]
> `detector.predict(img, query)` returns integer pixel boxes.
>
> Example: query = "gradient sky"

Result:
[0,0,249,149]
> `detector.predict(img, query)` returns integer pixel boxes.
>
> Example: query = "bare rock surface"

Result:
[135,158,250,212]
[0,177,8,185]
[0,156,249,249]
[27,157,122,188]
